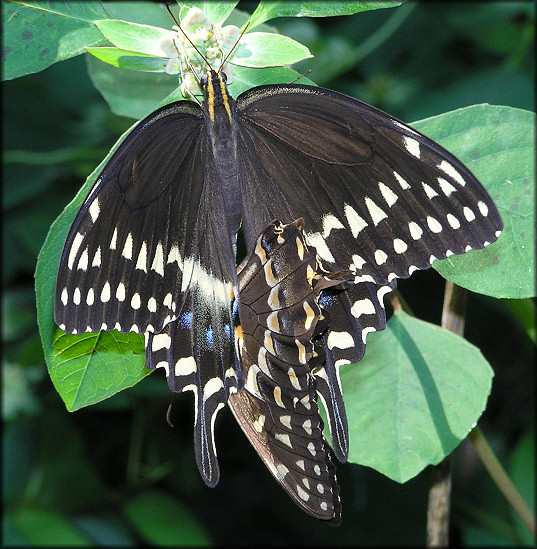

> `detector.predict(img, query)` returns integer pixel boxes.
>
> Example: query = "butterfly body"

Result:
[201,72,242,239]
[55,70,502,521]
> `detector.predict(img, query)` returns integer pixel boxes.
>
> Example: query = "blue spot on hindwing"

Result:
[180,311,193,329]
[206,325,214,349]
[319,292,337,307]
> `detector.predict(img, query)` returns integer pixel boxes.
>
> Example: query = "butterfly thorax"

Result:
[201,71,242,236]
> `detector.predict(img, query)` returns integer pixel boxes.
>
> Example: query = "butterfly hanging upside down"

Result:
[55,62,502,523]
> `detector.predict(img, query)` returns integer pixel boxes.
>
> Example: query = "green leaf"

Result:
[178,1,239,27]
[341,309,493,483]
[2,1,109,80]
[412,105,535,299]
[10,508,92,546]
[87,54,178,119]
[233,32,312,68]
[86,47,168,72]
[229,65,315,97]
[49,329,147,411]
[94,19,176,56]
[246,1,403,31]
[35,120,151,411]
[123,491,211,546]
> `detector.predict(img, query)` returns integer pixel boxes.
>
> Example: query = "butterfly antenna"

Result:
[289,69,312,84]
[218,21,250,73]
[166,3,213,72]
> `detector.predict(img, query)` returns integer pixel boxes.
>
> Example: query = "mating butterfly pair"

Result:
[54,69,502,524]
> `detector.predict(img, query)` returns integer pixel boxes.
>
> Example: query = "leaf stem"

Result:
[354,2,417,63]
[468,426,536,539]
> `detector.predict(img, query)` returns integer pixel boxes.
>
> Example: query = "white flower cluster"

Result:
[160,7,240,97]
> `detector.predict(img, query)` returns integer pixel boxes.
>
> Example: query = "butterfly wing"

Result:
[236,84,502,283]
[229,219,343,524]
[313,279,396,462]
[55,101,241,486]
[235,83,502,468]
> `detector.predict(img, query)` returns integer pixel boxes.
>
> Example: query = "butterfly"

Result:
[227,218,345,523]
[54,63,502,522]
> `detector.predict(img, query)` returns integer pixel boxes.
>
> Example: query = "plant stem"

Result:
[442,284,535,540]
[355,2,417,63]
[468,427,536,539]
[426,281,467,546]
[427,457,452,547]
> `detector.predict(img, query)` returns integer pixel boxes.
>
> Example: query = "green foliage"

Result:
[2,1,109,80]
[3,0,534,546]
[50,329,148,411]
[123,491,211,545]
[246,1,403,31]
[10,508,94,545]
[414,105,535,299]
[343,309,494,483]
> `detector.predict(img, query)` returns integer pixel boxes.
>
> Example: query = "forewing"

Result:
[229,219,343,524]
[236,84,503,285]
[55,101,206,335]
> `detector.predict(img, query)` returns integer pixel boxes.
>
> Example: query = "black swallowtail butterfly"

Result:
[229,217,345,523]
[55,66,502,523]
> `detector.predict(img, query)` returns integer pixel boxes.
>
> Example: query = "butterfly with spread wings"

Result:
[55,66,502,523]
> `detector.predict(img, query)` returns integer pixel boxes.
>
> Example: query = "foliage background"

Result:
[3,1,535,545]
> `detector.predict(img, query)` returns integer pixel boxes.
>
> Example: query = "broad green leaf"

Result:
[412,105,535,299]
[2,1,109,80]
[229,65,315,97]
[35,119,151,411]
[233,32,312,68]
[10,508,92,546]
[94,19,175,56]
[86,47,168,72]
[103,2,178,28]
[49,329,147,411]
[123,491,211,546]
[246,1,403,31]
[178,1,239,27]
[87,54,178,119]
[341,309,493,483]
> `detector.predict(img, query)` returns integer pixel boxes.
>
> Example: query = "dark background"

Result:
[3,2,534,545]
